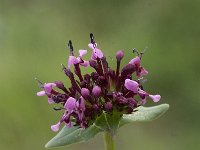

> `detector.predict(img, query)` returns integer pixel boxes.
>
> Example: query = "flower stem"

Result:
[103,132,115,150]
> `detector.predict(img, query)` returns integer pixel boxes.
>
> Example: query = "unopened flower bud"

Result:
[93,104,99,111]
[116,50,124,61]
[127,97,137,108]
[108,69,115,80]
[121,64,136,79]
[92,86,101,97]
[89,59,97,68]
[91,72,99,81]
[104,102,113,111]
[81,88,90,99]
[54,81,66,91]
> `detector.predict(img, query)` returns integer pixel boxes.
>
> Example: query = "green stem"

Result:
[103,132,115,150]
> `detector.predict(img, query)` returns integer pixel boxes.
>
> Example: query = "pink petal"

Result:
[149,94,161,102]
[44,83,56,94]
[51,122,61,132]
[88,43,97,50]
[92,48,104,59]
[129,56,141,66]
[80,61,89,67]
[79,50,87,57]
[64,97,76,112]
[48,97,54,104]
[138,89,148,98]
[138,67,148,77]
[124,79,139,93]
[68,56,79,68]
[36,91,45,96]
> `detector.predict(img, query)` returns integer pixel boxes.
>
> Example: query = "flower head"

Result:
[37,33,161,132]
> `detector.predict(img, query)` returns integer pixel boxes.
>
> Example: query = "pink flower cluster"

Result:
[37,33,161,132]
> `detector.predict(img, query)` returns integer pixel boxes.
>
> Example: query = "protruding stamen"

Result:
[68,40,74,55]
[35,77,43,88]
[90,33,95,44]
[140,46,148,59]
[132,48,140,55]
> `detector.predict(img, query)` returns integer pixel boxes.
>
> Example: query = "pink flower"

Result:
[124,79,139,93]
[36,83,56,104]
[129,56,148,77]
[37,33,162,131]
[129,56,140,66]
[68,50,89,68]
[88,43,104,59]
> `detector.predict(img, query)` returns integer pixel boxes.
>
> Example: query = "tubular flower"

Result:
[36,33,161,132]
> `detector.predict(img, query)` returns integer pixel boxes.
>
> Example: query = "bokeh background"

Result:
[0,0,200,150]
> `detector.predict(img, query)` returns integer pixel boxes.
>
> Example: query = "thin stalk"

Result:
[103,132,115,150]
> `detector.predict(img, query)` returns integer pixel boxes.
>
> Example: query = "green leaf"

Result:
[120,104,169,127]
[95,111,122,135]
[45,104,169,148]
[45,124,103,148]
[105,111,122,135]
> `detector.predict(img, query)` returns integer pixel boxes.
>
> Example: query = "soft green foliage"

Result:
[45,104,169,148]
[120,104,169,126]
[45,124,103,148]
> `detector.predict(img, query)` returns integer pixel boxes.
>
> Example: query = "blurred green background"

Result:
[0,0,200,150]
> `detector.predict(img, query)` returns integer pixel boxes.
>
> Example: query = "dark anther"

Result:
[68,40,73,54]
[132,48,139,55]
[90,33,95,44]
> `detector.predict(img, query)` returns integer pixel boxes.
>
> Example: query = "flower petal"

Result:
[68,56,79,68]
[44,83,56,94]
[48,97,54,104]
[64,97,76,112]
[149,94,161,102]
[92,48,104,59]
[129,56,141,66]
[80,61,89,67]
[51,122,61,132]
[124,79,139,93]
[88,43,97,50]
[79,50,87,57]
[36,91,45,96]
[137,67,148,77]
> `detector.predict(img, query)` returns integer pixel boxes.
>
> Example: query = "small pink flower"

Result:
[44,83,56,94]
[129,56,148,77]
[124,79,139,93]
[137,67,148,77]
[68,56,79,68]
[68,50,88,68]
[88,43,104,59]
[36,83,56,97]
[149,94,161,102]
[129,56,140,66]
